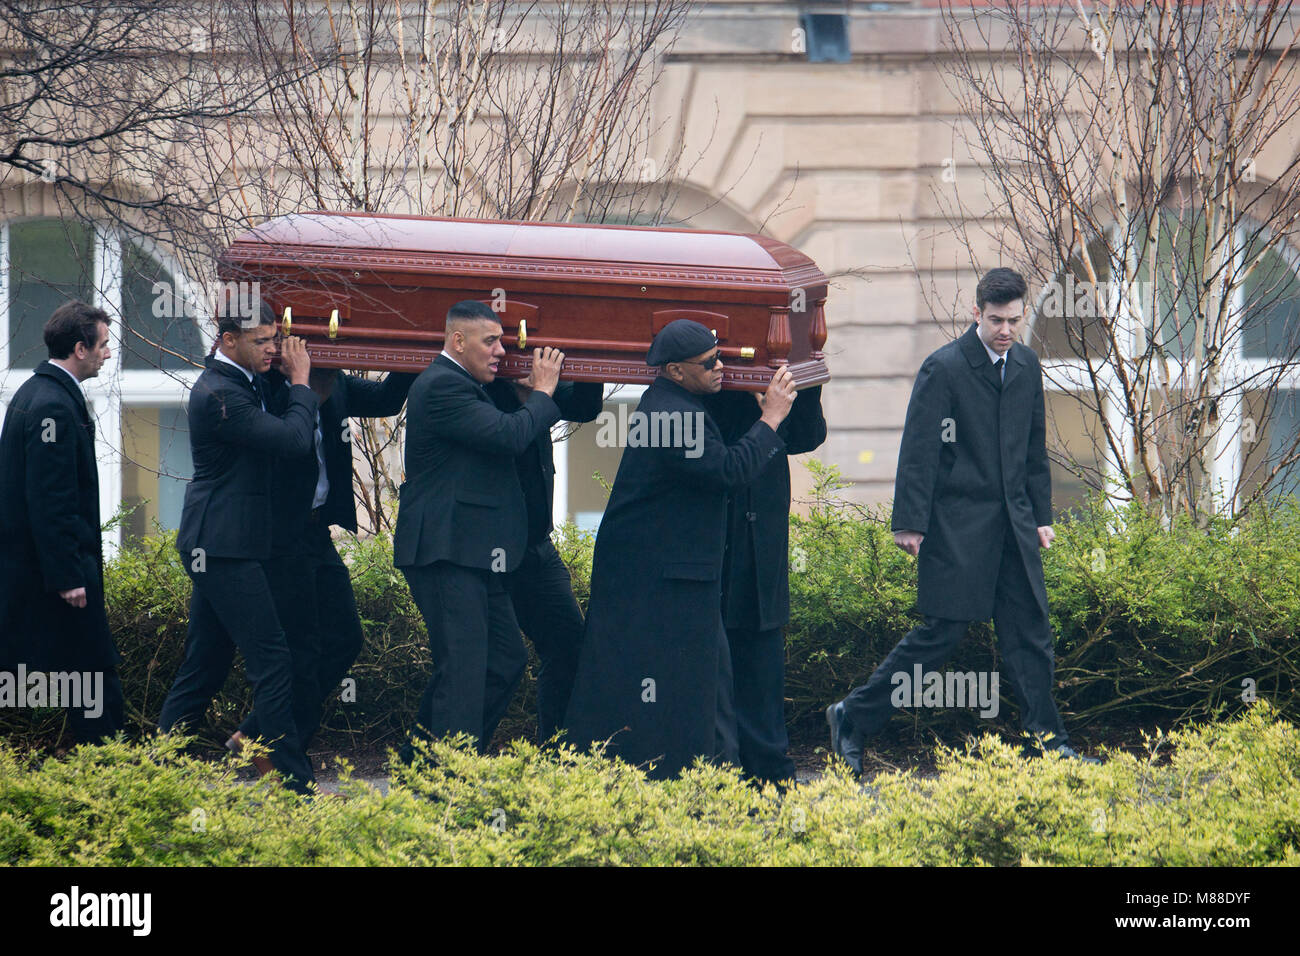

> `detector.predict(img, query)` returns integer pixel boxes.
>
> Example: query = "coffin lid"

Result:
[220,212,827,293]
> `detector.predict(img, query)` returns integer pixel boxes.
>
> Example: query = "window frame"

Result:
[1030,217,1300,514]
[0,218,210,556]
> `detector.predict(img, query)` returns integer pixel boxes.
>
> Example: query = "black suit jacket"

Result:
[0,362,106,662]
[484,379,604,544]
[261,370,417,553]
[703,385,827,630]
[564,376,787,778]
[892,324,1053,621]
[175,356,319,561]
[393,354,561,572]
[319,372,417,532]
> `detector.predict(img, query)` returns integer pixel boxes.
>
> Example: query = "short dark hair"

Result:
[216,296,275,340]
[446,300,500,328]
[44,300,111,359]
[975,268,1028,312]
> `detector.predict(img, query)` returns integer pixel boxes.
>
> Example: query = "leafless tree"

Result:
[0,0,324,295]
[930,0,1300,523]
[4,1,694,537]
[221,0,694,532]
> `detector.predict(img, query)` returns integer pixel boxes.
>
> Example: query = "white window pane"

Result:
[119,243,204,370]
[7,220,94,369]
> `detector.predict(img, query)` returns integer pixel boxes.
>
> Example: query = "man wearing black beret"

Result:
[563,320,797,779]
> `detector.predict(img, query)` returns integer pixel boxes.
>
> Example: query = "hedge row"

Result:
[783,467,1300,742]
[3,465,1298,750]
[3,704,1296,865]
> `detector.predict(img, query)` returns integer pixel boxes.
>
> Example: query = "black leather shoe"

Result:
[825,702,863,776]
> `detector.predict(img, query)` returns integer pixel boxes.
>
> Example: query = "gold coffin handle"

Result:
[740,346,755,360]
[328,309,340,340]
[281,307,292,337]
[518,318,527,350]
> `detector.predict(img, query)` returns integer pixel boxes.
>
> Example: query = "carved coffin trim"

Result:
[302,344,829,392]
[223,246,827,294]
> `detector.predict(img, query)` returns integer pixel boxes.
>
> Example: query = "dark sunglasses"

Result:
[678,351,722,370]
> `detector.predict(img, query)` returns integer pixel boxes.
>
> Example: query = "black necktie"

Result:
[993,358,1005,387]
[251,377,266,411]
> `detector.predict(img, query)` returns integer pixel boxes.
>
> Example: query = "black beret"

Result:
[646,319,717,366]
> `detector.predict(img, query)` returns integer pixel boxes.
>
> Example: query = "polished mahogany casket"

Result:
[217,212,830,391]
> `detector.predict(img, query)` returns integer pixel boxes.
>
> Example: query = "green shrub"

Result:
[785,466,1300,742]
[3,469,1297,751]
[2,703,1296,866]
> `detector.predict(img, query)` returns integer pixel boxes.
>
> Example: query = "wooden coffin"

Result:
[216,212,830,391]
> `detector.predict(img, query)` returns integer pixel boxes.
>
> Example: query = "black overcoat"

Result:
[562,376,786,778]
[703,385,827,631]
[393,355,560,572]
[891,325,1053,621]
[0,362,114,669]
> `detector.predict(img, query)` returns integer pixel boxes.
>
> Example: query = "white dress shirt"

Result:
[981,338,1007,381]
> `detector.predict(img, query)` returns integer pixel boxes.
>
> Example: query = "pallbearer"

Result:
[228,364,416,761]
[158,302,318,794]
[484,372,604,742]
[563,320,796,779]
[393,301,565,760]
[702,382,826,786]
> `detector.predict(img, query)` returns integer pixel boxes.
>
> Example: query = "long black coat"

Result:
[703,385,827,631]
[563,377,786,778]
[0,362,114,669]
[892,325,1053,621]
[393,355,560,573]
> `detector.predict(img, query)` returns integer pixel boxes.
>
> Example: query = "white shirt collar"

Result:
[48,360,84,392]
[441,350,471,375]
[213,348,255,382]
[981,337,1008,365]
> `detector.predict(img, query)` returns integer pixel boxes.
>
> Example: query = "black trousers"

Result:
[401,561,528,758]
[158,558,315,793]
[504,539,585,741]
[312,528,366,727]
[727,625,796,784]
[239,521,362,748]
[237,554,322,751]
[713,625,741,767]
[841,531,1068,744]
